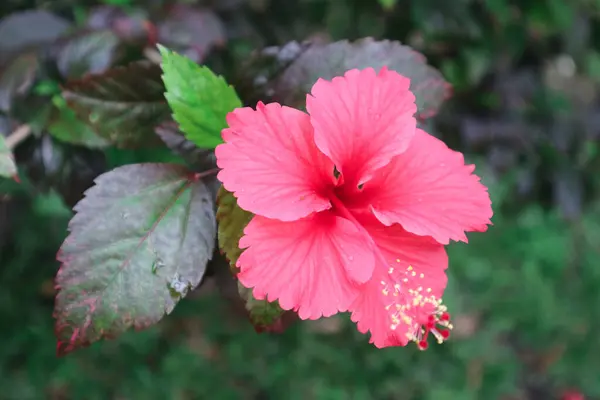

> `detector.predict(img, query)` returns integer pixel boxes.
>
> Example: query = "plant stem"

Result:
[5,125,31,150]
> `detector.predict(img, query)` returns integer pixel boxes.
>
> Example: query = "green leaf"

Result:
[54,163,216,355]
[216,187,285,328]
[62,61,170,148]
[48,95,110,148]
[378,0,398,10]
[237,281,286,330]
[239,38,451,119]
[0,135,17,178]
[216,186,252,273]
[159,45,242,149]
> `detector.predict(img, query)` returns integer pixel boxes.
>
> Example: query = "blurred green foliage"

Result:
[1,0,600,399]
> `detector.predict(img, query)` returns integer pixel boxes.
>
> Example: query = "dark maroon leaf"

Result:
[54,163,216,355]
[48,98,109,149]
[62,61,170,148]
[16,135,107,208]
[158,5,226,63]
[86,6,150,44]
[86,6,128,30]
[0,52,39,112]
[57,30,121,79]
[239,38,451,119]
[155,122,215,169]
[0,10,71,63]
[235,41,308,105]
[155,122,221,202]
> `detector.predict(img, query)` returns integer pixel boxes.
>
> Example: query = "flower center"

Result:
[327,180,453,350]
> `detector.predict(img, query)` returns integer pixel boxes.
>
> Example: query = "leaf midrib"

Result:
[85,178,194,322]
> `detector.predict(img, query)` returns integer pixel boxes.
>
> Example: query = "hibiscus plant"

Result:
[0,36,493,355]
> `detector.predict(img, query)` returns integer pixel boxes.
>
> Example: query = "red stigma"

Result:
[413,308,453,350]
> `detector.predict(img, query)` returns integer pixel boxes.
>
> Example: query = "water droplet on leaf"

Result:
[152,257,166,274]
[89,112,101,124]
[168,274,190,298]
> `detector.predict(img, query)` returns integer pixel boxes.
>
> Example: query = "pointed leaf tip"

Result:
[160,50,241,149]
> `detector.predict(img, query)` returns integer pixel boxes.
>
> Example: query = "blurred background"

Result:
[1,0,600,399]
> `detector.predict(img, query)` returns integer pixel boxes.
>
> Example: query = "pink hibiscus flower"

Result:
[215,67,492,349]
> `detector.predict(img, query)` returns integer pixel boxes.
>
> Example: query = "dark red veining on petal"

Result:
[324,167,452,349]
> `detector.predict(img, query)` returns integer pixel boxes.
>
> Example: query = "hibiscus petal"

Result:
[306,67,417,187]
[349,213,448,348]
[237,212,375,320]
[216,102,334,221]
[364,129,493,245]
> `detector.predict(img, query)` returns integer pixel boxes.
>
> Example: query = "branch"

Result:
[5,124,32,150]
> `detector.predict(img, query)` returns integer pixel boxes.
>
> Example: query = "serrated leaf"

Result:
[0,135,17,178]
[62,61,170,148]
[57,30,121,79]
[237,281,286,330]
[159,45,242,149]
[0,52,39,112]
[54,163,216,355]
[216,187,285,328]
[240,38,451,119]
[216,186,252,273]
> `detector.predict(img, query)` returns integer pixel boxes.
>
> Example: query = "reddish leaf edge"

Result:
[53,164,219,357]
